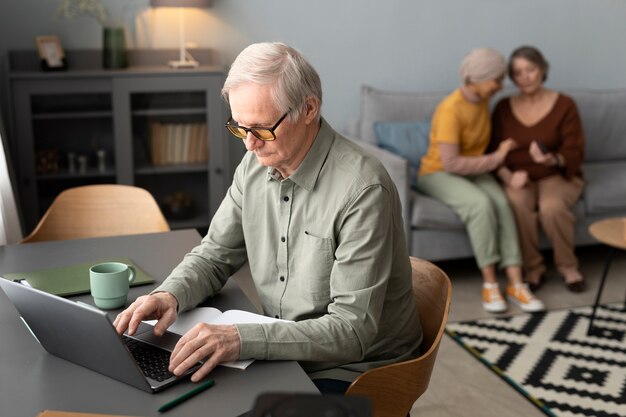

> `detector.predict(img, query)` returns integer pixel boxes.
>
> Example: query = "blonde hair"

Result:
[221,42,322,121]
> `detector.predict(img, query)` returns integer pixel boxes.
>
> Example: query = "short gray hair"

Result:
[221,42,322,121]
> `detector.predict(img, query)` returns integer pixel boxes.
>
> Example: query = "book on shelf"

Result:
[149,121,208,166]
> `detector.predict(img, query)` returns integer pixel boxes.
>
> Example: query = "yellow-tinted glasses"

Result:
[224,110,290,141]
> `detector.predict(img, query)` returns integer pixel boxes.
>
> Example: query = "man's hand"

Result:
[169,323,241,382]
[113,292,178,337]
[509,170,529,189]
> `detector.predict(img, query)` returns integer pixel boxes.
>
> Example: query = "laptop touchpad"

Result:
[132,323,181,352]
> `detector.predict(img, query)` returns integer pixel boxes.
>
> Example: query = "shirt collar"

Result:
[266,118,334,191]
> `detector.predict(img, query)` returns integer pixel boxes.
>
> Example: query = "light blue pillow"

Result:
[373,120,431,187]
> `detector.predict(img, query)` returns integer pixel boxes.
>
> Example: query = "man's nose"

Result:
[244,132,261,151]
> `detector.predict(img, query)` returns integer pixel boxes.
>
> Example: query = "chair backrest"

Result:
[21,184,170,243]
[345,256,452,417]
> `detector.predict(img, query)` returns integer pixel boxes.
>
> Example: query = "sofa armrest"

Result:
[346,135,412,247]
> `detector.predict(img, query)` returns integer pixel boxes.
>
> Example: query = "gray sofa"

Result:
[346,85,626,262]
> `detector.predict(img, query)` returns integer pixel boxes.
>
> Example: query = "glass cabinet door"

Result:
[113,74,228,231]
[12,78,116,229]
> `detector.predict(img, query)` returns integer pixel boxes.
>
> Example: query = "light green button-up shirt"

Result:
[156,119,422,381]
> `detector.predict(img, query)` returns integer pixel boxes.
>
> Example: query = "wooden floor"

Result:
[411,244,626,416]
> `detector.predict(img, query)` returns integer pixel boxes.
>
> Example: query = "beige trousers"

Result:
[504,175,584,273]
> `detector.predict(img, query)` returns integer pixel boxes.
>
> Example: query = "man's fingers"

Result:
[190,358,219,383]
[170,326,199,360]
[170,336,214,375]
[153,308,177,336]
[127,301,156,335]
[114,303,140,335]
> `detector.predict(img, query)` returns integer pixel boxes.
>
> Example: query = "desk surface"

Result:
[589,217,626,250]
[0,230,317,417]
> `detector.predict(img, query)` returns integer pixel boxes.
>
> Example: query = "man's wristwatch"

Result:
[552,154,561,168]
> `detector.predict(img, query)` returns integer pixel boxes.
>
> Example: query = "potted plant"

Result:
[55,0,129,69]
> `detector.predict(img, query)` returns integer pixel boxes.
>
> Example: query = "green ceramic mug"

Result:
[89,262,136,309]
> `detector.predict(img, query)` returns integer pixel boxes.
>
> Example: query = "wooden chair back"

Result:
[345,256,452,417]
[21,184,170,243]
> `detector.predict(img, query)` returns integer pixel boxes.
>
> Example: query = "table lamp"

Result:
[151,0,212,69]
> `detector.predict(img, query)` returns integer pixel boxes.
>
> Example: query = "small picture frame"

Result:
[35,36,67,71]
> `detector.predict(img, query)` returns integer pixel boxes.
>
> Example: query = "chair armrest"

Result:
[346,136,412,247]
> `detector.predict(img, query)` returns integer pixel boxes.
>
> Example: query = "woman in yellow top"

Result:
[418,48,544,313]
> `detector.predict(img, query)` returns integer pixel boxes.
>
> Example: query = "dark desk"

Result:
[0,230,317,417]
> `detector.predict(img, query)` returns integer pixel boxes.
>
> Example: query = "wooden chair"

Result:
[345,256,452,417]
[21,184,170,243]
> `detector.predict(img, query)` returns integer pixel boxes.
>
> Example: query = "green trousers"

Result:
[417,172,521,269]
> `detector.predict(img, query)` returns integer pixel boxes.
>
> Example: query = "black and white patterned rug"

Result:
[446,303,626,417]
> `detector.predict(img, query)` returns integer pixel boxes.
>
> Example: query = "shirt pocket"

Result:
[298,230,335,301]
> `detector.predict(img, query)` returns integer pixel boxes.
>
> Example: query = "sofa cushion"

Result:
[582,161,626,214]
[566,89,626,162]
[359,85,446,144]
[374,120,431,187]
[410,191,465,230]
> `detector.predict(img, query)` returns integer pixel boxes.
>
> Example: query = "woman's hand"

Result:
[529,141,553,165]
[509,170,529,189]
[496,138,517,160]
[497,167,528,189]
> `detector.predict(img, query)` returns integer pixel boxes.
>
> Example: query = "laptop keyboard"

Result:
[122,335,175,382]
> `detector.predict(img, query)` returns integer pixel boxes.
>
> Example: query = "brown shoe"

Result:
[559,267,586,293]
[524,266,546,292]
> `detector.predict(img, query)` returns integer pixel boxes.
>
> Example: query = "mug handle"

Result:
[127,265,136,285]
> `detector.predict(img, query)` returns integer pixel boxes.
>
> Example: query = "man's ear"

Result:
[303,96,319,125]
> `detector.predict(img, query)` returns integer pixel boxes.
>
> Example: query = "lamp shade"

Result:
[151,0,212,7]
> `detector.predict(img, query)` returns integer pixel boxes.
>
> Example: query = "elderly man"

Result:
[114,42,422,394]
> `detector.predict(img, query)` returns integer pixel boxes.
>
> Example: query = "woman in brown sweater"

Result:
[491,46,585,292]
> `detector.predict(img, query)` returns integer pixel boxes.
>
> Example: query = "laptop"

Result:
[0,278,201,393]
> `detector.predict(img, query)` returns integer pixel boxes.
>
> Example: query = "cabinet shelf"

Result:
[132,108,206,117]
[9,49,230,234]
[33,111,113,120]
[135,163,207,175]
[36,168,116,181]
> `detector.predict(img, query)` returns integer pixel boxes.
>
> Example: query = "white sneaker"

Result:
[482,283,507,313]
[507,283,545,312]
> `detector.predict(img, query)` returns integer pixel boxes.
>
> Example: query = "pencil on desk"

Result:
[158,379,215,413]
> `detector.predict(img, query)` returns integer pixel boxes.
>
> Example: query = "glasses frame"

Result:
[225,110,291,141]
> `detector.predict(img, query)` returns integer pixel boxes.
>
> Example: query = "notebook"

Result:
[0,278,200,393]
[3,257,154,296]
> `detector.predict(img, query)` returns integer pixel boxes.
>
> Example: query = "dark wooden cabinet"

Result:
[8,50,230,234]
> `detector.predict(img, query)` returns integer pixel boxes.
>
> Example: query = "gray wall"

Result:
[2,0,626,135]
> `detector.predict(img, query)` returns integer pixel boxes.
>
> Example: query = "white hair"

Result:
[459,48,506,85]
[221,42,322,121]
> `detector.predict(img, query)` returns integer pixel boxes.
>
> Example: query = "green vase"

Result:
[102,27,128,69]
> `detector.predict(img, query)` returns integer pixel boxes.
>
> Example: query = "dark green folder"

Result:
[4,257,155,297]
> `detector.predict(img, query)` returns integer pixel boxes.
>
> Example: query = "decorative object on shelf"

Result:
[35,36,67,71]
[36,149,60,174]
[55,0,130,69]
[102,26,128,69]
[77,155,88,174]
[96,149,107,173]
[67,152,76,174]
[162,191,194,220]
[150,0,212,69]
